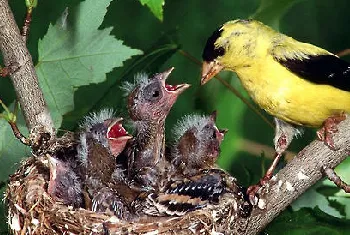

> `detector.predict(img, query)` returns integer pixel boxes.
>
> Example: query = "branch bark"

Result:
[0,0,54,134]
[246,115,350,234]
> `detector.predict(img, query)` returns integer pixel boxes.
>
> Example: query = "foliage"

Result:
[1,0,350,233]
[139,0,165,21]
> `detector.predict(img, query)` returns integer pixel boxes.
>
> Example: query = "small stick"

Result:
[8,121,31,146]
[22,0,37,42]
[0,99,31,146]
[322,166,350,193]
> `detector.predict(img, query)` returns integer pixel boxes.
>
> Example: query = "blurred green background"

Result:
[0,0,350,233]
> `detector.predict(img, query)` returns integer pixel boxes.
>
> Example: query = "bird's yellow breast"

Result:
[235,56,350,127]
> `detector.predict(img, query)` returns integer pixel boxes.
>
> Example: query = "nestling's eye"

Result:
[202,124,216,139]
[143,82,163,102]
[212,131,217,139]
[152,90,160,98]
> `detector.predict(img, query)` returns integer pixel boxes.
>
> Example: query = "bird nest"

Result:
[6,156,249,234]
[5,134,250,234]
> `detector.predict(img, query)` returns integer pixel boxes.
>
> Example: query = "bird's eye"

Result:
[212,131,217,139]
[143,82,163,102]
[203,124,216,139]
[152,90,160,98]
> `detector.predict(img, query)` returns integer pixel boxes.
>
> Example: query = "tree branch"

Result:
[0,0,54,134]
[246,115,350,234]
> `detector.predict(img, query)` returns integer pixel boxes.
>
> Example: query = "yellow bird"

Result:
[201,19,350,196]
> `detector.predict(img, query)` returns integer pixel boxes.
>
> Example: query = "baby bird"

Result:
[169,112,227,177]
[122,68,190,189]
[78,109,132,192]
[48,156,84,208]
[134,169,251,217]
[201,19,350,198]
[77,109,133,216]
[131,112,251,218]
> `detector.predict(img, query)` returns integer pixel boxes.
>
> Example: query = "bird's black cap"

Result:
[202,26,225,62]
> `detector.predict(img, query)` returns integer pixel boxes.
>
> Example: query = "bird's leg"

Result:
[316,113,346,150]
[247,118,301,205]
[273,118,301,155]
[261,152,283,183]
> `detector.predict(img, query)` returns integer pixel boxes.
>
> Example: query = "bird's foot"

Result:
[246,183,261,206]
[247,152,283,205]
[246,172,274,206]
[316,113,346,150]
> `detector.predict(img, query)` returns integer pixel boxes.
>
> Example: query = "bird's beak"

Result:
[160,67,190,95]
[107,118,132,140]
[160,67,175,80]
[217,128,228,143]
[107,118,132,157]
[201,61,223,85]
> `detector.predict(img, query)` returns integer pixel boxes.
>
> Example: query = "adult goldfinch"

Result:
[201,19,350,198]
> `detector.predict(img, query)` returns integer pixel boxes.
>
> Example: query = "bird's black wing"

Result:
[276,54,350,91]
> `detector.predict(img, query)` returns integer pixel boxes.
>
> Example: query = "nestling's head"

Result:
[172,112,228,169]
[126,68,190,122]
[201,19,270,84]
[79,109,132,158]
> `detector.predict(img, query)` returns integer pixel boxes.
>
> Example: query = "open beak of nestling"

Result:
[106,118,132,156]
[160,67,190,95]
[216,128,228,143]
[201,60,224,85]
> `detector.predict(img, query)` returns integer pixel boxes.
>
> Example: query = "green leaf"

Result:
[292,181,343,218]
[291,158,350,219]
[267,207,350,235]
[0,109,29,184]
[36,0,142,128]
[213,73,247,170]
[321,158,350,219]
[252,0,305,29]
[139,0,164,21]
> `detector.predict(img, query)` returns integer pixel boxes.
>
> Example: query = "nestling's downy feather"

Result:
[120,72,149,96]
[79,108,115,130]
[172,114,212,142]
[77,108,116,165]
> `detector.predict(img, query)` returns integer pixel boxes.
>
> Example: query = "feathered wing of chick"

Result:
[133,169,252,217]
[201,19,350,200]
[122,68,190,189]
